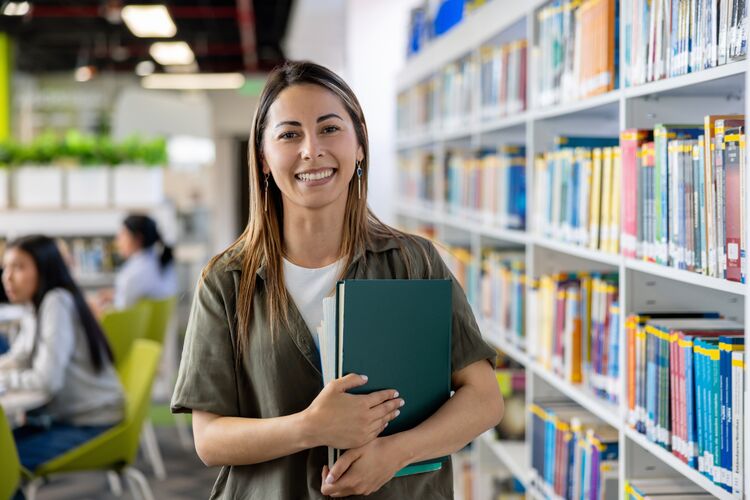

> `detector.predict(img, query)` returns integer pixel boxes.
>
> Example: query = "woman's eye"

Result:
[279,131,298,140]
[322,125,340,134]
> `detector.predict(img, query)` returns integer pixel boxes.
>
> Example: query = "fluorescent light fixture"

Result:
[149,41,194,66]
[135,60,155,76]
[3,1,30,16]
[141,73,246,90]
[121,5,177,38]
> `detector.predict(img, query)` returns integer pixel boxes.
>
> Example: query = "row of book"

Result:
[398,151,436,206]
[536,0,618,107]
[532,137,622,254]
[530,402,619,500]
[626,313,745,495]
[623,0,747,87]
[479,39,527,119]
[528,272,621,403]
[445,146,527,229]
[479,250,526,345]
[396,77,439,136]
[621,117,746,282]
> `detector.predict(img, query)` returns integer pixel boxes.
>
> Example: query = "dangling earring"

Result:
[264,173,270,212]
[356,160,363,199]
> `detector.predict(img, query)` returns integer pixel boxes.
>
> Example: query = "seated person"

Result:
[95,214,177,312]
[0,235,124,472]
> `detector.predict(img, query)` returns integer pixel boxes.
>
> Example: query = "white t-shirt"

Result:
[282,258,343,352]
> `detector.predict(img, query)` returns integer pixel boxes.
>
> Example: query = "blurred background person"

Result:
[0,235,124,472]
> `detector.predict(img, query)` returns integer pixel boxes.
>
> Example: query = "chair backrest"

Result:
[119,339,162,463]
[101,301,152,368]
[0,405,21,500]
[138,296,176,345]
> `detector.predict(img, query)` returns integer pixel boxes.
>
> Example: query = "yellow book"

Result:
[608,147,622,254]
[600,147,614,252]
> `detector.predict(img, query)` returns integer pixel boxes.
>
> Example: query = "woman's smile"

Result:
[295,167,337,185]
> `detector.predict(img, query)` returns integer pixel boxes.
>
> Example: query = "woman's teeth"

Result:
[297,169,334,182]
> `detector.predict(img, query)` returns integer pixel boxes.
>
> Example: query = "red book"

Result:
[620,129,653,258]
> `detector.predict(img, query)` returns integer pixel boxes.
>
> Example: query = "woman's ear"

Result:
[356,146,364,163]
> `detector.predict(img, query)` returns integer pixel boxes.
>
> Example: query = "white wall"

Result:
[344,0,421,225]
[284,0,347,74]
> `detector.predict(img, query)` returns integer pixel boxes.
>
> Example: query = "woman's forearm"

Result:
[385,379,504,467]
[193,410,319,466]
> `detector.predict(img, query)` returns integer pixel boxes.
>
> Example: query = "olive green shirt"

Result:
[171,234,496,499]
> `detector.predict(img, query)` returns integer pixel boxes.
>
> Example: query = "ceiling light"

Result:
[121,5,176,38]
[141,73,246,90]
[3,1,30,16]
[135,60,155,76]
[149,41,194,66]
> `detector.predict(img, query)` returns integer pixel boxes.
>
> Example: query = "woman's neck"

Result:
[282,201,346,269]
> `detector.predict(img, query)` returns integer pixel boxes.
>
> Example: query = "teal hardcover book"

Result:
[319,279,452,477]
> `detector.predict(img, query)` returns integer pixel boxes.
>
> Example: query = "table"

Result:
[0,390,48,427]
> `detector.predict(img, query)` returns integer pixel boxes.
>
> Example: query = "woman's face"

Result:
[261,83,364,214]
[1,247,39,304]
[116,226,140,259]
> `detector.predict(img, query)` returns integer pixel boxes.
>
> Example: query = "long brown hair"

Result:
[206,60,426,356]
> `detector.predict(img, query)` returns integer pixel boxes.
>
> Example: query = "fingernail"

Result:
[360,375,368,382]
[393,391,399,398]
[385,422,389,427]
[395,410,401,417]
[326,474,335,484]
[399,399,405,407]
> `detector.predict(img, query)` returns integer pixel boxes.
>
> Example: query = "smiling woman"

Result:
[171,60,504,500]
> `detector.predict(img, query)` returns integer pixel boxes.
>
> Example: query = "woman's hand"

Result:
[303,373,404,450]
[320,436,405,497]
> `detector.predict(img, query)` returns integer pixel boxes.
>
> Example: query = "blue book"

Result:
[653,125,703,265]
[544,409,557,487]
[695,339,707,475]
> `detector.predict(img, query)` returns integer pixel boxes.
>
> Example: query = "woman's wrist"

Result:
[296,407,321,449]
[381,433,416,470]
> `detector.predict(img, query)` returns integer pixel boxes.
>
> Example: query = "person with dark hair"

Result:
[171,61,503,499]
[0,235,124,471]
[108,214,177,310]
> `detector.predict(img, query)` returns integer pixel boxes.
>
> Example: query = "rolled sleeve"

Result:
[424,241,497,374]
[171,269,240,416]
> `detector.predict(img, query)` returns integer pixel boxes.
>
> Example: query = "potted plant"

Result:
[112,135,167,208]
[63,131,111,208]
[13,132,64,209]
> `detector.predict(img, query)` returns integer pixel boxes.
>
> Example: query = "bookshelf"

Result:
[395,1,749,499]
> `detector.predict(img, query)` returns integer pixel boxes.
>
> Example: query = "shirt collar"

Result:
[224,233,401,279]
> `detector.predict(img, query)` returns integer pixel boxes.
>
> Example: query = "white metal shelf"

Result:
[625,428,736,500]
[478,112,528,134]
[625,258,746,296]
[623,60,747,99]
[478,315,529,366]
[531,237,621,267]
[531,90,621,121]
[478,431,531,488]
[530,360,622,429]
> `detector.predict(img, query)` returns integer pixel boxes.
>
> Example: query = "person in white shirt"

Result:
[96,214,178,312]
[0,235,124,473]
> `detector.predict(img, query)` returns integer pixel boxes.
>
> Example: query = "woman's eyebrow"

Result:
[274,113,344,129]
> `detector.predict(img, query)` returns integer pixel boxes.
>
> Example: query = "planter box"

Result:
[113,165,165,208]
[0,169,8,209]
[65,167,111,208]
[14,166,64,209]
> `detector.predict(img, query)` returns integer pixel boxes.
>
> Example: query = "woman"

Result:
[0,235,124,471]
[171,61,504,499]
[111,214,177,310]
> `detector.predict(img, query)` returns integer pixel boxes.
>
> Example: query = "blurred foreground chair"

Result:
[0,405,24,500]
[101,301,152,368]
[23,339,162,500]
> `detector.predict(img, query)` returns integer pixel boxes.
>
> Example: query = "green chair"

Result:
[0,405,22,500]
[139,296,176,345]
[23,339,162,500]
[101,301,152,368]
